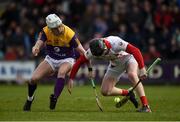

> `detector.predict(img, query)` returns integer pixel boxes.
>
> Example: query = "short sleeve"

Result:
[107,36,129,52]
[38,30,47,42]
[69,34,80,48]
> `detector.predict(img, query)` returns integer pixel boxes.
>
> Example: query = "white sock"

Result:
[27,96,34,101]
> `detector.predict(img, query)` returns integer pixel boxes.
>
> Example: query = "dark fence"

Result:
[0,60,179,85]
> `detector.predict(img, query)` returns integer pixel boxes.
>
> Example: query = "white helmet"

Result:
[46,14,62,28]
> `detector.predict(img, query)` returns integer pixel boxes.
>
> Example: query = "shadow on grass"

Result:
[21,109,136,113]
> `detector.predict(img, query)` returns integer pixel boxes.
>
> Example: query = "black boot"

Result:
[49,94,57,110]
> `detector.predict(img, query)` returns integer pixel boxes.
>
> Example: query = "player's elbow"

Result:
[135,47,141,54]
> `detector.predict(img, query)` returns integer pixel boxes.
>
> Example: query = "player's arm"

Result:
[113,36,145,70]
[75,39,86,55]
[125,43,147,80]
[70,54,90,80]
[69,34,93,72]
[74,38,93,75]
[69,35,93,77]
[69,34,85,55]
[113,36,146,79]
[32,31,46,56]
[67,52,91,94]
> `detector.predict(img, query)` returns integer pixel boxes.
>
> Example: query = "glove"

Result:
[88,67,94,79]
[88,71,93,79]
[139,67,147,80]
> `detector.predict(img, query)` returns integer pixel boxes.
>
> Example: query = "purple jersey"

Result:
[38,25,80,59]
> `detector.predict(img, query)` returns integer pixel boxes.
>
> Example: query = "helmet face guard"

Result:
[89,38,106,56]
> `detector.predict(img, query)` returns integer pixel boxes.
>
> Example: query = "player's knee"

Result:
[101,90,108,96]
[31,75,40,84]
[58,71,66,78]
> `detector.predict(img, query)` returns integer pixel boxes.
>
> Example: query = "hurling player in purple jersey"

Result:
[23,14,86,111]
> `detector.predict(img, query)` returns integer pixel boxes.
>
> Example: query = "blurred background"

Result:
[0,0,179,85]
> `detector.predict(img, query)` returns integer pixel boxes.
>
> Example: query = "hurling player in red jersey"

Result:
[68,36,151,113]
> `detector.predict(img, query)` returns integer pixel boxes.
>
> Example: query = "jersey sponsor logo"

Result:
[54,47,60,52]
[119,41,123,46]
[54,53,66,57]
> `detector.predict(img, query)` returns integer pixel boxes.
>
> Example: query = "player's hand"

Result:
[32,46,40,56]
[88,71,94,79]
[67,79,73,94]
[139,67,147,80]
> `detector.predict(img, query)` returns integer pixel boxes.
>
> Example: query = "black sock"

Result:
[28,83,37,97]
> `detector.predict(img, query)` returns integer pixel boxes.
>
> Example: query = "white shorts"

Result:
[45,55,75,71]
[104,55,138,81]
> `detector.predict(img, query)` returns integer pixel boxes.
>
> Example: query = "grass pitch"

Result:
[0,84,180,121]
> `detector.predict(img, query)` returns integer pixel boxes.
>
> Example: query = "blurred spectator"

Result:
[126,4,144,28]
[166,37,180,59]
[107,13,120,35]
[142,0,154,30]
[128,23,143,48]
[69,0,86,27]
[93,16,108,37]
[24,26,38,59]
[0,2,20,32]
[117,24,128,40]
[172,5,180,28]
[174,28,180,48]
[143,45,161,62]
[4,46,17,60]
[114,0,127,15]
[0,31,5,60]
[154,4,173,29]
[158,27,171,56]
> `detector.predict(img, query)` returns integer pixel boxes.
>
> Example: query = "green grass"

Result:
[0,84,180,121]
